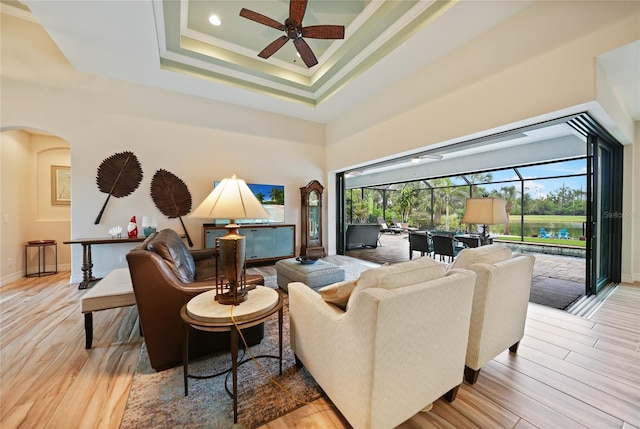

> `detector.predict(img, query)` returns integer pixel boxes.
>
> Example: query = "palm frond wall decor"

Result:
[150,169,194,247]
[94,151,143,224]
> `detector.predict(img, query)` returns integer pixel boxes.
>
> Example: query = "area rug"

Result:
[529,276,585,310]
[121,294,322,429]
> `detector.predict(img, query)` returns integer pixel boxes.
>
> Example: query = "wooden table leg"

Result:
[79,243,93,289]
[231,327,238,423]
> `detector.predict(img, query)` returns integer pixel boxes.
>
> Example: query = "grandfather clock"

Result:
[300,180,326,257]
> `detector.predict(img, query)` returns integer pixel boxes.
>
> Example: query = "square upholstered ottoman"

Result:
[275,258,345,292]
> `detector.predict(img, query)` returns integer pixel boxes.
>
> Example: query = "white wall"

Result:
[324,1,640,282]
[1,77,325,283]
[0,11,326,284]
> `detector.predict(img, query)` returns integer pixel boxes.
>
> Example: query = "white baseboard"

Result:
[621,273,640,284]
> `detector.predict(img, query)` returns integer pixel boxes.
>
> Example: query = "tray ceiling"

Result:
[15,0,528,121]
[5,1,638,125]
[153,0,453,105]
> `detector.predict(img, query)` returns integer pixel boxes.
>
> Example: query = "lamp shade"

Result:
[461,197,508,225]
[191,174,270,222]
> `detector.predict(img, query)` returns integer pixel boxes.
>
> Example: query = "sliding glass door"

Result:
[585,132,623,295]
[338,113,623,297]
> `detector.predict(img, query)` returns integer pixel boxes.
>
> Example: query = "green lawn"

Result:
[517,215,586,223]
[495,214,587,247]
[494,236,586,247]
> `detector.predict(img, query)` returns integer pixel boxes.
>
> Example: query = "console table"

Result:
[63,236,145,289]
[181,286,284,423]
[203,224,295,264]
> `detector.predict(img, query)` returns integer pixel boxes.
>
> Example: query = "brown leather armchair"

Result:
[126,229,264,371]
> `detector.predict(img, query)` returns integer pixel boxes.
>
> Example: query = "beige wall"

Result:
[0,131,71,283]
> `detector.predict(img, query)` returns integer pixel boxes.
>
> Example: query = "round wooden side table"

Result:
[180,286,284,423]
[25,240,58,277]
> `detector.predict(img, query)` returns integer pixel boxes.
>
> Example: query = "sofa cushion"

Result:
[318,279,357,309]
[346,257,446,310]
[448,244,512,271]
[147,229,195,283]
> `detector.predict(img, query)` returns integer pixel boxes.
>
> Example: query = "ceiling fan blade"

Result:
[289,0,308,25]
[293,37,318,67]
[302,25,345,39]
[239,8,285,31]
[258,36,289,59]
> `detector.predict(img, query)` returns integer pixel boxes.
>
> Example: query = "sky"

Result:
[483,158,586,198]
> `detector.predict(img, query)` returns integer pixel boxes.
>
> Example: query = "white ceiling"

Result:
[6,0,532,123]
[5,1,638,125]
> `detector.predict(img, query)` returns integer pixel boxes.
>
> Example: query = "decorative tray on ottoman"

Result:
[296,256,319,265]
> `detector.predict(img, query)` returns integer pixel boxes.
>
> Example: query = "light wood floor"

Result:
[1,266,638,429]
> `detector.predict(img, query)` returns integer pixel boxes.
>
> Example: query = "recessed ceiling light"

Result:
[208,15,221,26]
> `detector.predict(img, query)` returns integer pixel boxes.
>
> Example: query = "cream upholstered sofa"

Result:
[448,244,535,384]
[288,257,476,429]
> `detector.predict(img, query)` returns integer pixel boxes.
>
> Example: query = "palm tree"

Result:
[395,186,416,223]
[465,172,493,197]
[491,185,518,234]
[269,187,284,205]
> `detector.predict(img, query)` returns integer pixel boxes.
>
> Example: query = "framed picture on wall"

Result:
[51,165,71,205]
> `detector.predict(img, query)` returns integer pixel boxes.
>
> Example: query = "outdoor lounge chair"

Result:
[539,228,549,238]
[392,216,418,232]
[558,228,570,239]
[377,217,402,234]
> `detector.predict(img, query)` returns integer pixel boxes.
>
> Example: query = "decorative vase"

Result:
[144,227,156,237]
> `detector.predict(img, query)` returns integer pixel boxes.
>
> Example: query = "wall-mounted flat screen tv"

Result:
[214,182,285,224]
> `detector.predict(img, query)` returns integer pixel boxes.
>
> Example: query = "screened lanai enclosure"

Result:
[336,113,623,301]
[346,157,588,245]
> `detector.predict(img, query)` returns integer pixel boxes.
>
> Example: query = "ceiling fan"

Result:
[239,0,345,68]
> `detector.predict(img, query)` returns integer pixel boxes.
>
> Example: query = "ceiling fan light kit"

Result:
[239,0,345,68]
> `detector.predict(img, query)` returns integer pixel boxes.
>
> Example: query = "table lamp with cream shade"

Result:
[461,197,508,245]
[191,174,270,305]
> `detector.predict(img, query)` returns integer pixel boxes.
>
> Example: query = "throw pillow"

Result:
[448,244,512,271]
[318,280,357,309]
[147,229,196,282]
[346,258,446,310]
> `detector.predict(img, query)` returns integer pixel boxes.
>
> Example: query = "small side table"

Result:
[25,240,58,277]
[180,286,284,424]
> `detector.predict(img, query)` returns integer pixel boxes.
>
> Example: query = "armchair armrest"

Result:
[190,248,216,261]
[182,280,219,295]
[288,282,346,319]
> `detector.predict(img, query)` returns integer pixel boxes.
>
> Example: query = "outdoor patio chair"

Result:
[409,231,433,259]
[432,235,466,262]
[558,228,570,239]
[377,217,402,234]
[539,228,549,238]
[456,236,481,248]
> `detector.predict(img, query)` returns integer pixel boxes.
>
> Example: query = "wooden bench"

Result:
[81,268,136,348]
